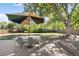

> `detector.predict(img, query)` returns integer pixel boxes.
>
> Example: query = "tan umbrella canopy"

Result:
[17,12,43,18]
[7,12,44,25]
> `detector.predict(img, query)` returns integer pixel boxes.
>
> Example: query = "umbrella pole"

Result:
[29,22,30,36]
[28,20,31,46]
[27,21,34,48]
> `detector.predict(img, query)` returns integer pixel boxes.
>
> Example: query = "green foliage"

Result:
[0,22,28,32]
[71,4,79,29]
[23,3,79,33]
[0,22,9,29]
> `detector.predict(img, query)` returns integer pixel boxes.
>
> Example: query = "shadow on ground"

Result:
[14,35,71,56]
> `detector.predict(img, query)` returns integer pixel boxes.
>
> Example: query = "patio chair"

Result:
[16,37,25,48]
[26,36,41,48]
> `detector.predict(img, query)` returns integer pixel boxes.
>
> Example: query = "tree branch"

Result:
[52,3,66,24]
[62,3,69,17]
[70,3,78,17]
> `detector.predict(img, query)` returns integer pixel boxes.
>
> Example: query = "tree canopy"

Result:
[22,3,79,35]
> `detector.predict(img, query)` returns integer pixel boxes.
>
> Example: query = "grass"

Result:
[0,35,16,40]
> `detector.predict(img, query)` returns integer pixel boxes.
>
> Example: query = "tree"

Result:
[51,3,78,36]
[22,3,78,36]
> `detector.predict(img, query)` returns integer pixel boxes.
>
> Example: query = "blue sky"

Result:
[0,3,24,14]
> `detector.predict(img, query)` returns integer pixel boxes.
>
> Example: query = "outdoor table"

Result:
[18,35,41,42]
[14,35,41,48]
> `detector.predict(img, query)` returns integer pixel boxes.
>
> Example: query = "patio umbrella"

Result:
[6,12,44,25]
[6,12,45,36]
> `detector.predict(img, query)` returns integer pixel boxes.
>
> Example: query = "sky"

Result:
[0,3,24,22]
[0,3,24,14]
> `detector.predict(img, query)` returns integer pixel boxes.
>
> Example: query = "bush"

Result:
[33,29,51,33]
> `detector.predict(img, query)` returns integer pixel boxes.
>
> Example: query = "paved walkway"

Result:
[0,33,63,37]
[0,40,15,56]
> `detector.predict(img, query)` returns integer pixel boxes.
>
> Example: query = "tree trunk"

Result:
[65,19,71,36]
